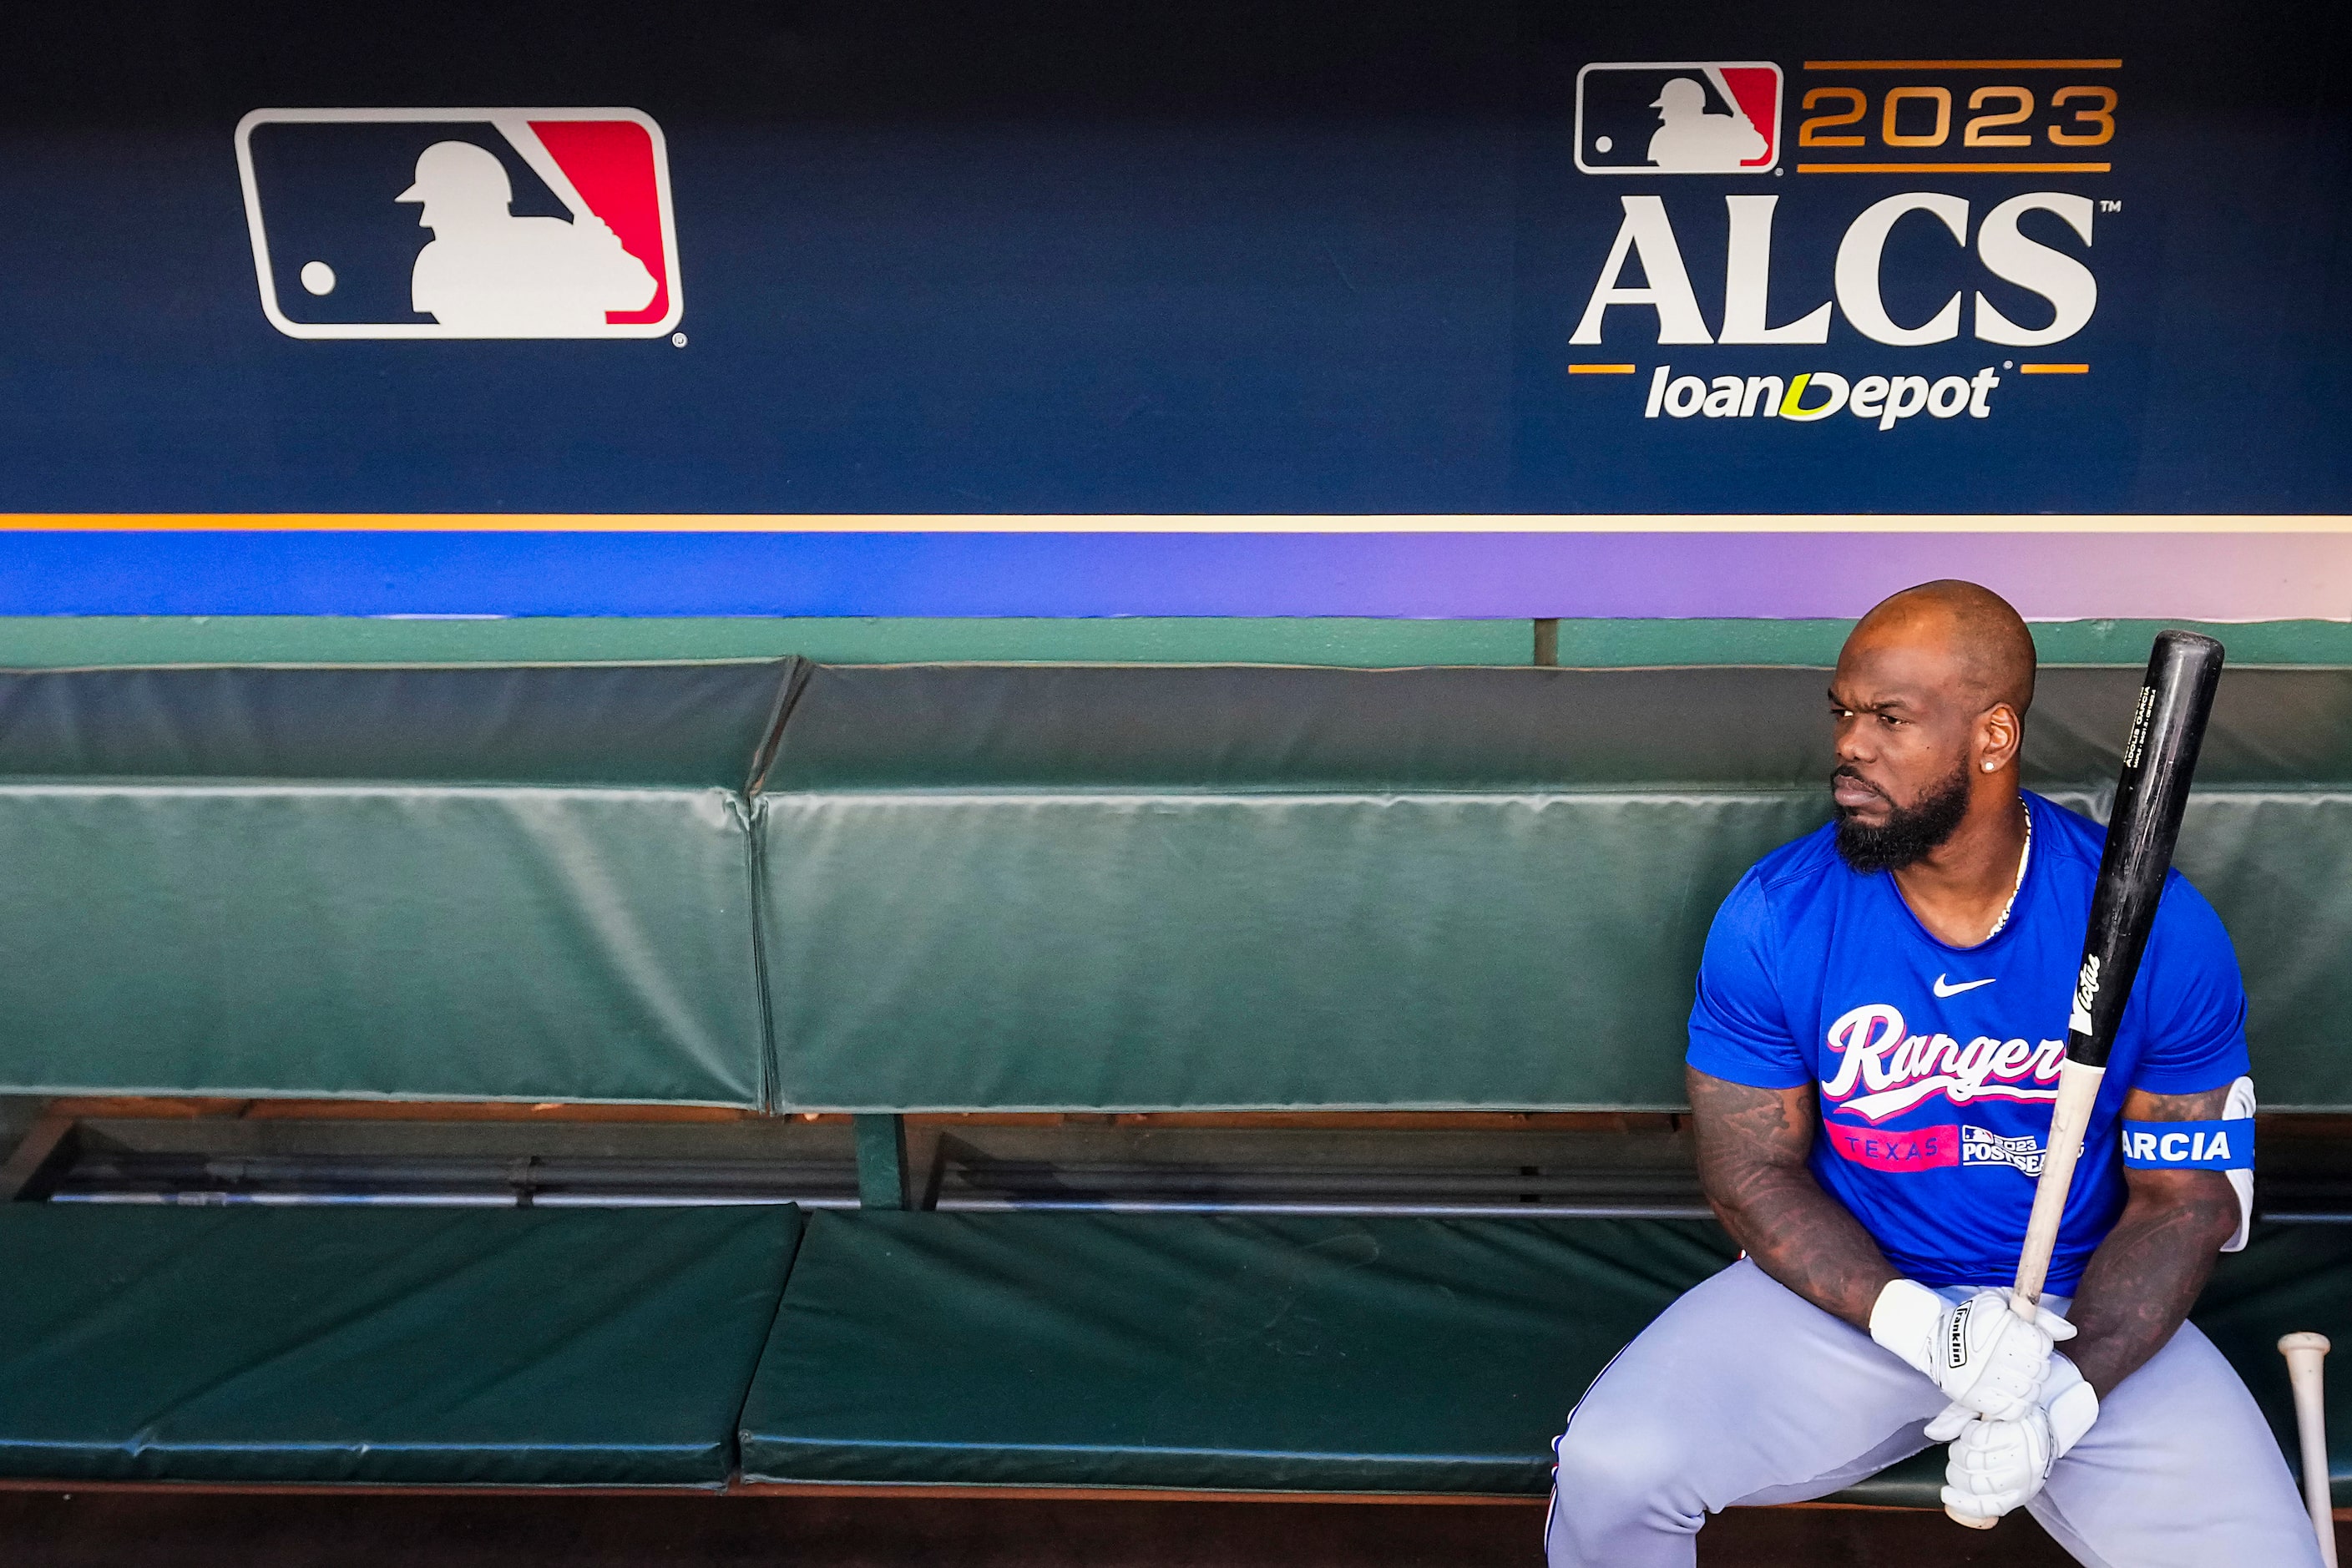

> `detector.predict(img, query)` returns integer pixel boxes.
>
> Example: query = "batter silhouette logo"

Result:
[234,108,681,339]
[1575,63,1783,175]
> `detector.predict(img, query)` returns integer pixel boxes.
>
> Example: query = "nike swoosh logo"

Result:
[1934,974,1997,998]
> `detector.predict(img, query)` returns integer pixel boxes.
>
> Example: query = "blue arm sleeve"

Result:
[1687,869,1811,1091]
[2128,873,2253,1095]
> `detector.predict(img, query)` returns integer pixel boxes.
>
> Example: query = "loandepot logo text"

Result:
[1566,58,2119,422]
[235,108,681,340]
[1641,363,2003,428]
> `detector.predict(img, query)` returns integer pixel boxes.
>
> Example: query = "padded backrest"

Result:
[757,664,2352,1111]
[0,664,795,1105]
[7,660,2349,1111]
[2043,667,2352,1114]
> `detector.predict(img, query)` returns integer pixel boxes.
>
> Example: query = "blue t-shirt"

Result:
[1687,792,2249,1292]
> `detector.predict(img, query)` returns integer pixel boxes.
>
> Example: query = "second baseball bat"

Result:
[2281,1333,2339,1568]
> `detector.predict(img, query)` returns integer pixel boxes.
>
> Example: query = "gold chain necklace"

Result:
[1984,802,2033,942]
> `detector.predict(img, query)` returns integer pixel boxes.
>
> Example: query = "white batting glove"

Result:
[1940,1355,2100,1522]
[1869,1280,2075,1423]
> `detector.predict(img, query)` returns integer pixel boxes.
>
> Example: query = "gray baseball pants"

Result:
[1545,1257,2323,1567]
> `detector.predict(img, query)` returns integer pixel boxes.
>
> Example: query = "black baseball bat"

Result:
[1950,630,2225,1529]
[2061,630,2228,1072]
[2013,630,2229,1297]
[2011,629,2224,1305]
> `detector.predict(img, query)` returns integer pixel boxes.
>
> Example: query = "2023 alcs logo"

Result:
[235,108,682,340]
[1567,58,2121,427]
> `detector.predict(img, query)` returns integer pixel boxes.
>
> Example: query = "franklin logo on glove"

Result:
[1871,1277,2075,1426]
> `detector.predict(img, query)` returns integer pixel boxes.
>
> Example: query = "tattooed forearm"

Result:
[1689,1066,1899,1330]
[2063,1085,2241,1399]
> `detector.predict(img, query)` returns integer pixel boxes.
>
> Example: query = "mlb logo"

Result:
[234,108,682,339]
[1575,63,1783,175]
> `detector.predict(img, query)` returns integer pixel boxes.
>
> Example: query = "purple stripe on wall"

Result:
[0,531,2344,620]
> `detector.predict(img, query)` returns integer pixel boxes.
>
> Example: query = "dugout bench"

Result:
[2,660,2350,1507]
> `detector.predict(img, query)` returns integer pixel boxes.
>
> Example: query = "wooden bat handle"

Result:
[2011,1059,2106,1317]
[2281,1333,2338,1568]
[1942,1060,2107,1529]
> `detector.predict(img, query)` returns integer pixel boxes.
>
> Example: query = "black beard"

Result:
[1834,761,1973,873]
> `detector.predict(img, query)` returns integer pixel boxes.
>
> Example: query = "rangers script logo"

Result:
[1819,1003,2066,1122]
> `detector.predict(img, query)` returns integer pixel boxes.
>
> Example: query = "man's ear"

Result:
[1978,703,2022,773]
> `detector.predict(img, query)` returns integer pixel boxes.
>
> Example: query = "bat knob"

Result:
[2281,1332,2334,1356]
[1946,1506,1999,1530]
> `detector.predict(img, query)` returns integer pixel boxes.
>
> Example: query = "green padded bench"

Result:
[6,659,2352,1506]
[738,1213,2352,1505]
[0,1205,802,1486]
[740,1211,1737,1493]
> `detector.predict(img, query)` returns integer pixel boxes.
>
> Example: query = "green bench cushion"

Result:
[0,1204,802,1486]
[739,1210,1737,1493]
[0,784,766,1103]
[760,664,2352,1111]
[0,663,792,1105]
[8,660,2352,1111]
[741,1212,2352,1505]
[762,791,1822,1110]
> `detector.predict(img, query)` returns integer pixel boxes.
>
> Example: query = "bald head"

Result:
[1849,580,2036,717]
[1828,581,2035,873]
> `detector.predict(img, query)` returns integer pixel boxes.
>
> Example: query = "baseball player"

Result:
[1546,581,2319,1565]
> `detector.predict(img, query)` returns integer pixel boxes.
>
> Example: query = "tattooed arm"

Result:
[1689,1065,1899,1331]
[2061,1084,2241,1399]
